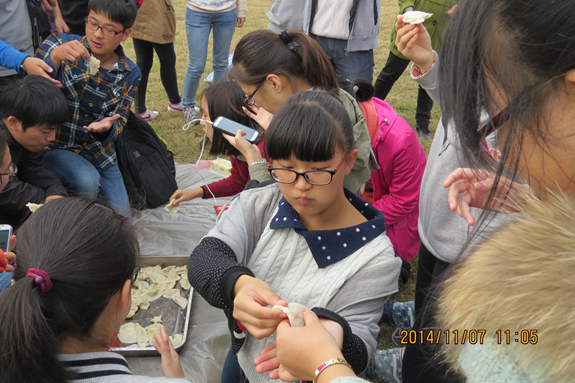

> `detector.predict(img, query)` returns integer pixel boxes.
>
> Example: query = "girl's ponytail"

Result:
[0,277,67,383]
[231,29,339,97]
[0,198,139,383]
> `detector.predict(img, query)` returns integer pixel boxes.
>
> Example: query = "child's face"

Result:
[85,11,131,58]
[272,149,355,220]
[4,117,55,152]
[200,97,214,141]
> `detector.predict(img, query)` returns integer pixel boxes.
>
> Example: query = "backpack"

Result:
[115,112,177,210]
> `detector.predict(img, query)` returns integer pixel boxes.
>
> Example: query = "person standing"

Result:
[131,0,183,120]
[373,0,456,139]
[182,0,246,124]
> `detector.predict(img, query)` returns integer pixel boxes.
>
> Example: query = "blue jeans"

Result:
[0,272,12,294]
[310,34,374,83]
[43,149,131,217]
[183,8,238,109]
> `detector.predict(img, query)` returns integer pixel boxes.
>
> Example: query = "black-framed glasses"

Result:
[268,157,347,186]
[85,18,125,37]
[244,82,264,106]
[476,106,510,141]
[0,163,17,186]
[110,266,140,296]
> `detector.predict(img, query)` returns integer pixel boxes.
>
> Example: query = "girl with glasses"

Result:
[188,91,401,383]
[224,29,378,196]
[0,198,190,382]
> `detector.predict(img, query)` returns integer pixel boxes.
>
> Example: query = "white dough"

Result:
[172,295,187,309]
[180,274,191,290]
[151,316,162,324]
[400,10,433,24]
[170,333,183,347]
[272,302,308,327]
[26,203,43,213]
[165,199,179,214]
[89,56,100,76]
[118,323,147,346]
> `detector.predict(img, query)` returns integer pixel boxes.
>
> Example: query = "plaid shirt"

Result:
[36,34,141,170]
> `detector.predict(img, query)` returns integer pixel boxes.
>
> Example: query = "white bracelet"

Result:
[249,158,267,167]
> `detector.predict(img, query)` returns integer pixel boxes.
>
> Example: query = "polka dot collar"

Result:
[270,188,387,268]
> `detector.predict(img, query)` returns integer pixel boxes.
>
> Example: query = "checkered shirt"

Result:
[36,34,141,170]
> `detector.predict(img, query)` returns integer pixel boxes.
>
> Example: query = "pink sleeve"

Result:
[203,156,251,198]
[371,133,426,226]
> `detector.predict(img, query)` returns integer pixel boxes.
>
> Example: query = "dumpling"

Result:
[272,302,308,327]
[172,295,187,309]
[88,56,100,76]
[400,11,433,24]
[165,199,179,214]
[26,203,43,213]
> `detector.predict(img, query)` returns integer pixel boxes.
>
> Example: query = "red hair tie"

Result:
[26,268,53,293]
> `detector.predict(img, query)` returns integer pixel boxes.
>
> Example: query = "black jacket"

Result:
[0,130,67,228]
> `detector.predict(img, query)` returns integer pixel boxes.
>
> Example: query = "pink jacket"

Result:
[370,98,426,261]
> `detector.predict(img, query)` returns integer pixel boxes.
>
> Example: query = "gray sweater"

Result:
[415,58,508,263]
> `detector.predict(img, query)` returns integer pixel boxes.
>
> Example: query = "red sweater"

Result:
[202,142,266,198]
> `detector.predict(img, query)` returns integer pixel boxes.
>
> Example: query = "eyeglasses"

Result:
[244,82,264,106]
[268,157,347,186]
[85,18,125,37]
[132,266,140,282]
[0,163,17,185]
[476,106,510,141]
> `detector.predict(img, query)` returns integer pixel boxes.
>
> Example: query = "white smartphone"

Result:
[0,225,13,252]
[213,116,260,144]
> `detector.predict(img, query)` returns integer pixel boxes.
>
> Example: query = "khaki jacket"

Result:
[131,0,176,44]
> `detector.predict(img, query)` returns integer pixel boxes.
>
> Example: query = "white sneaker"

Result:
[168,102,183,113]
[139,110,159,120]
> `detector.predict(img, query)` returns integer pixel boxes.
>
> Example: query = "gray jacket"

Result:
[267,0,380,52]
[0,0,33,77]
[415,58,508,263]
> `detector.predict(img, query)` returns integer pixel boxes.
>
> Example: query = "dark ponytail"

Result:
[0,198,139,383]
[231,29,339,98]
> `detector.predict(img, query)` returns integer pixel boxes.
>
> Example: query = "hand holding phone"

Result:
[0,225,12,252]
[213,116,259,143]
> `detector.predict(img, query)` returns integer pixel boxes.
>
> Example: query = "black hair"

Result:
[0,198,139,383]
[202,80,264,157]
[0,76,68,131]
[230,29,340,98]
[338,78,375,103]
[265,91,353,162]
[88,0,138,29]
[439,0,575,228]
[0,130,10,166]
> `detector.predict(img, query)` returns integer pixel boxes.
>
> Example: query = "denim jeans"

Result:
[0,272,12,294]
[182,8,238,109]
[43,149,131,218]
[310,34,375,83]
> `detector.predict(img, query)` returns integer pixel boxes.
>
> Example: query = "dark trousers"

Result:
[401,242,464,383]
[374,51,434,129]
[132,38,181,114]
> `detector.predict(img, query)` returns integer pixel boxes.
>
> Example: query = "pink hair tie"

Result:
[26,268,53,293]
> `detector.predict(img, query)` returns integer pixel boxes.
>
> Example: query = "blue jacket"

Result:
[0,39,28,72]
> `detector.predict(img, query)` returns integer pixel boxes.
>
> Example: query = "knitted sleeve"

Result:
[311,307,368,374]
[188,237,254,311]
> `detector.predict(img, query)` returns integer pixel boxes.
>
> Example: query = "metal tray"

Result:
[110,256,192,356]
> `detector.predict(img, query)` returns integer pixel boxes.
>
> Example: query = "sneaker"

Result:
[366,347,405,382]
[139,110,159,120]
[379,300,415,329]
[416,125,432,140]
[168,101,183,113]
[182,107,201,130]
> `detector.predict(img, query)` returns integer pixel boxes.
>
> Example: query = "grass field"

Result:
[123,0,439,353]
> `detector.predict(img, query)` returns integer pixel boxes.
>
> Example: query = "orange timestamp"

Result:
[399,329,538,345]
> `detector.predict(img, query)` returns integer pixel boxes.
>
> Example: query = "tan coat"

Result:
[131,0,176,44]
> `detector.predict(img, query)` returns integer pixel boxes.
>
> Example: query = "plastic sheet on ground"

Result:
[126,163,232,381]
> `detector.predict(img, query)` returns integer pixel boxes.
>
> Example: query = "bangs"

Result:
[265,98,343,163]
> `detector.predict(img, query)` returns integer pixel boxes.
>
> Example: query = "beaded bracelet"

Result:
[312,358,352,383]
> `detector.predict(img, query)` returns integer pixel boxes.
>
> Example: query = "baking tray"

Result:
[110,256,193,356]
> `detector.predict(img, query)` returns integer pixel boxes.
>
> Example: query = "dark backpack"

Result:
[115,112,177,210]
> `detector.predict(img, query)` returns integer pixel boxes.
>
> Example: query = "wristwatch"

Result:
[19,59,27,74]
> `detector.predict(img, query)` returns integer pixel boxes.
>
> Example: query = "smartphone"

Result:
[0,225,13,252]
[213,116,259,143]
